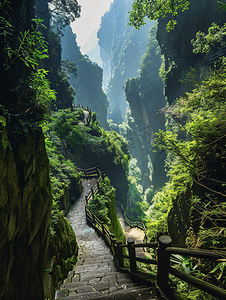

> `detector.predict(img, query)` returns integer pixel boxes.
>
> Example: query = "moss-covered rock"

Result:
[0,115,52,300]
[43,211,78,298]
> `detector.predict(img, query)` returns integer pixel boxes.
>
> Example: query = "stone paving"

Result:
[55,178,158,299]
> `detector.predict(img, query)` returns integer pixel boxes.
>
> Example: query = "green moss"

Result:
[88,176,126,244]
[50,210,78,282]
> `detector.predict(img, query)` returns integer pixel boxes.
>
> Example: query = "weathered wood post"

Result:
[91,187,94,198]
[127,237,136,272]
[101,221,105,235]
[92,213,96,227]
[101,172,104,180]
[157,235,172,288]
[116,241,124,268]
[97,181,100,192]
[111,237,117,257]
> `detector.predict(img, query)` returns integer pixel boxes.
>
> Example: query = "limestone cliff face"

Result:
[98,0,151,121]
[124,25,166,191]
[0,116,52,300]
[61,26,108,128]
[156,0,225,246]
[157,0,224,105]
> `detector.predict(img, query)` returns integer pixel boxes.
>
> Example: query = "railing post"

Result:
[127,237,136,272]
[109,233,115,246]
[101,221,105,235]
[91,187,94,197]
[92,214,96,227]
[101,172,104,180]
[97,181,100,192]
[112,237,117,257]
[116,241,124,268]
[157,235,172,288]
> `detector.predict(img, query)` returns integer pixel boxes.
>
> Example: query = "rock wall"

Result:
[157,0,225,105]
[156,0,225,246]
[98,0,152,121]
[61,25,109,128]
[124,25,166,191]
[0,115,52,300]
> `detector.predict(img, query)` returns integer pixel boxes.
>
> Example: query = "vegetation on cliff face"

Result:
[128,0,190,31]
[43,107,130,208]
[0,113,52,300]
[124,23,166,192]
[0,0,82,298]
[61,25,108,128]
[87,176,126,244]
[97,0,151,122]
[145,63,226,294]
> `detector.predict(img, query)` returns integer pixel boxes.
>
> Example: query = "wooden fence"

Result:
[75,166,103,179]
[79,166,226,299]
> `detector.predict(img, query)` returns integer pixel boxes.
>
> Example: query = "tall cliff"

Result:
[61,25,108,128]
[35,0,75,109]
[124,24,166,191]
[0,0,80,298]
[0,114,52,299]
[98,0,152,122]
[154,0,226,247]
[157,0,225,105]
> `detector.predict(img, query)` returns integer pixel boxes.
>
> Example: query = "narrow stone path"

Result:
[55,178,157,299]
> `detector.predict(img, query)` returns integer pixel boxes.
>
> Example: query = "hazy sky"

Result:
[71,0,114,52]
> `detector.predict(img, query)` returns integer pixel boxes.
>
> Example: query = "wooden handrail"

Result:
[131,242,158,248]
[169,267,226,299]
[83,166,226,299]
[165,247,226,260]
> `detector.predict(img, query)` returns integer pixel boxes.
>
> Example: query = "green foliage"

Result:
[149,62,226,293]
[126,158,150,222]
[27,69,56,119]
[128,0,190,31]
[144,187,154,204]
[88,176,126,243]
[41,119,81,207]
[61,59,77,78]
[10,19,49,69]
[146,182,173,241]
[88,177,114,225]
[49,0,81,36]
[102,129,130,171]
[49,108,86,150]
[192,22,226,56]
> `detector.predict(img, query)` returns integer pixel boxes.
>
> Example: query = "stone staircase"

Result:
[55,178,158,300]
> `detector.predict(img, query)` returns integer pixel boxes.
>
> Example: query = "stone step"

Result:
[56,286,156,300]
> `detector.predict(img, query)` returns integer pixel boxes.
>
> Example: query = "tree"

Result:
[128,0,190,31]
[35,0,81,35]
[49,0,81,34]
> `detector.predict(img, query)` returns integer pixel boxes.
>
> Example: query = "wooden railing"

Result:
[79,166,226,299]
[75,166,103,179]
